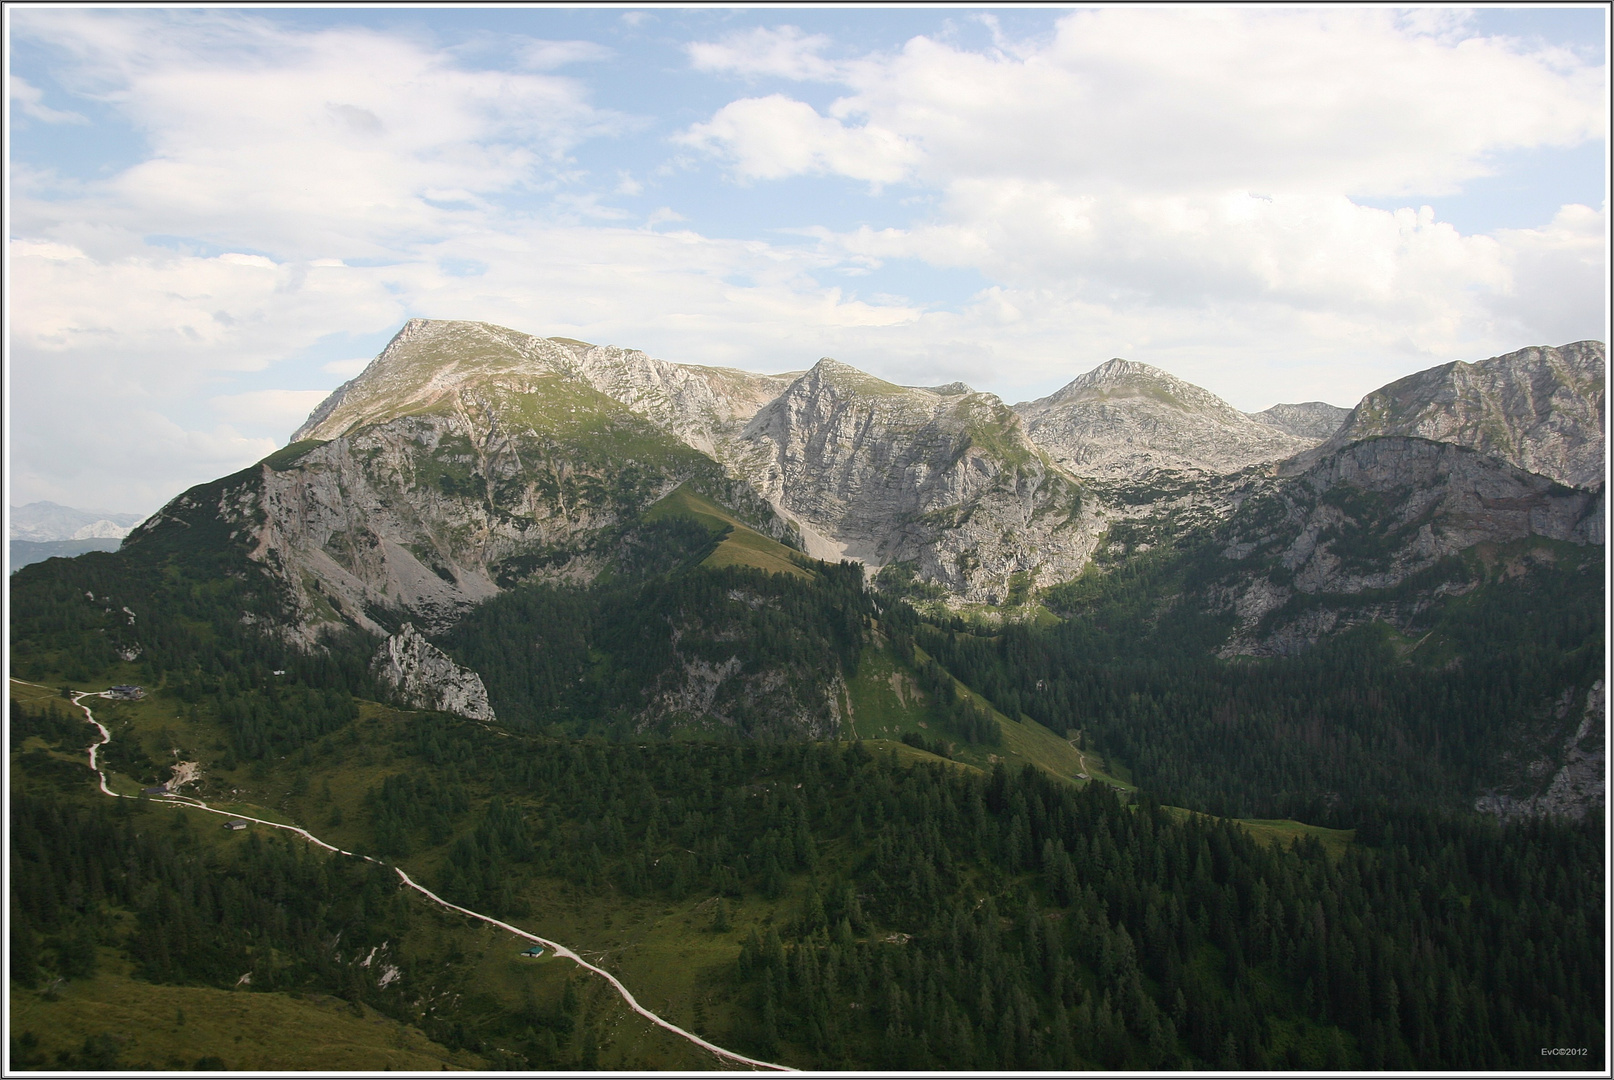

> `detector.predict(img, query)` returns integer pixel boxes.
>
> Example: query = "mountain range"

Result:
[128,320,1604,626]
[9,502,149,572]
[8,321,1605,1072]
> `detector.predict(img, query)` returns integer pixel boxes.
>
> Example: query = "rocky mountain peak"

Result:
[292,319,571,442]
[292,319,794,459]
[1252,402,1351,440]
[1014,358,1318,478]
[1049,358,1245,418]
[1298,341,1606,489]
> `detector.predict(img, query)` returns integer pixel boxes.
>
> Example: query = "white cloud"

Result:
[677,8,1607,396]
[684,10,1605,195]
[1486,203,1610,347]
[208,389,332,428]
[9,241,400,367]
[679,95,919,185]
[687,25,839,81]
[322,357,373,378]
[9,74,89,123]
[6,8,1606,513]
[11,10,626,260]
[517,38,613,70]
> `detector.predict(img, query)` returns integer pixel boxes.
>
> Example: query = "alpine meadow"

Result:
[8,320,1605,1071]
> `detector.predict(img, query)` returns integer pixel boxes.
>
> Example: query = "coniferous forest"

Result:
[6,510,1607,1071]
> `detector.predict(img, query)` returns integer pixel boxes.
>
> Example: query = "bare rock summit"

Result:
[1015,359,1320,478]
[1299,341,1606,490]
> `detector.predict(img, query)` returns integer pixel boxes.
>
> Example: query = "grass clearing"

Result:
[843,642,1132,788]
[844,641,933,739]
[645,483,812,580]
[1161,806,1355,858]
[1236,818,1356,858]
[10,955,483,1071]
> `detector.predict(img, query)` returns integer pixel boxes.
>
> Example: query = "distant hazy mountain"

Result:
[1250,401,1351,440]
[1013,359,1322,477]
[10,501,146,542]
[9,537,124,572]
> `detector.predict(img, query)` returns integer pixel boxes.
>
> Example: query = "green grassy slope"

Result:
[843,635,1131,789]
[11,964,485,1071]
[644,483,811,580]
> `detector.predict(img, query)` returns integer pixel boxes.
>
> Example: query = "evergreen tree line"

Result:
[8,691,1603,1071]
[7,789,593,1070]
[345,721,1601,1071]
[897,548,1603,817]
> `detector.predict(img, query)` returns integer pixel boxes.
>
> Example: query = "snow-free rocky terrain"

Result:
[118,322,1604,816]
[126,321,1605,632]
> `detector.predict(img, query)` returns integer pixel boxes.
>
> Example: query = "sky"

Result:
[6,5,1609,517]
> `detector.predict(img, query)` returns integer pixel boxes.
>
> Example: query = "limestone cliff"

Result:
[372,623,495,722]
[1211,437,1603,656]
[734,359,1101,602]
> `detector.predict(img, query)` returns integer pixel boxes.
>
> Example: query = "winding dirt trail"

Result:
[34,682,791,1072]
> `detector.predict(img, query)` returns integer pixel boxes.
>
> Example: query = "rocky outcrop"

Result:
[1251,402,1350,440]
[1476,680,1605,822]
[1015,359,1322,478]
[734,359,1101,601]
[1214,437,1604,655]
[371,623,495,721]
[1293,341,1606,489]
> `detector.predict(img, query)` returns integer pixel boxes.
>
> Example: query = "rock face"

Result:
[735,359,1100,601]
[1211,437,1603,656]
[1476,680,1605,822]
[1015,359,1321,478]
[1251,402,1351,440]
[145,321,793,640]
[1296,341,1606,489]
[127,319,1604,639]
[371,623,495,721]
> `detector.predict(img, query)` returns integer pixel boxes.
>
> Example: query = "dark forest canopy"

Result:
[10,717,1604,1072]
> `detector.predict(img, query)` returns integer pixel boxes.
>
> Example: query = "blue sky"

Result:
[7,6,1609,514]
